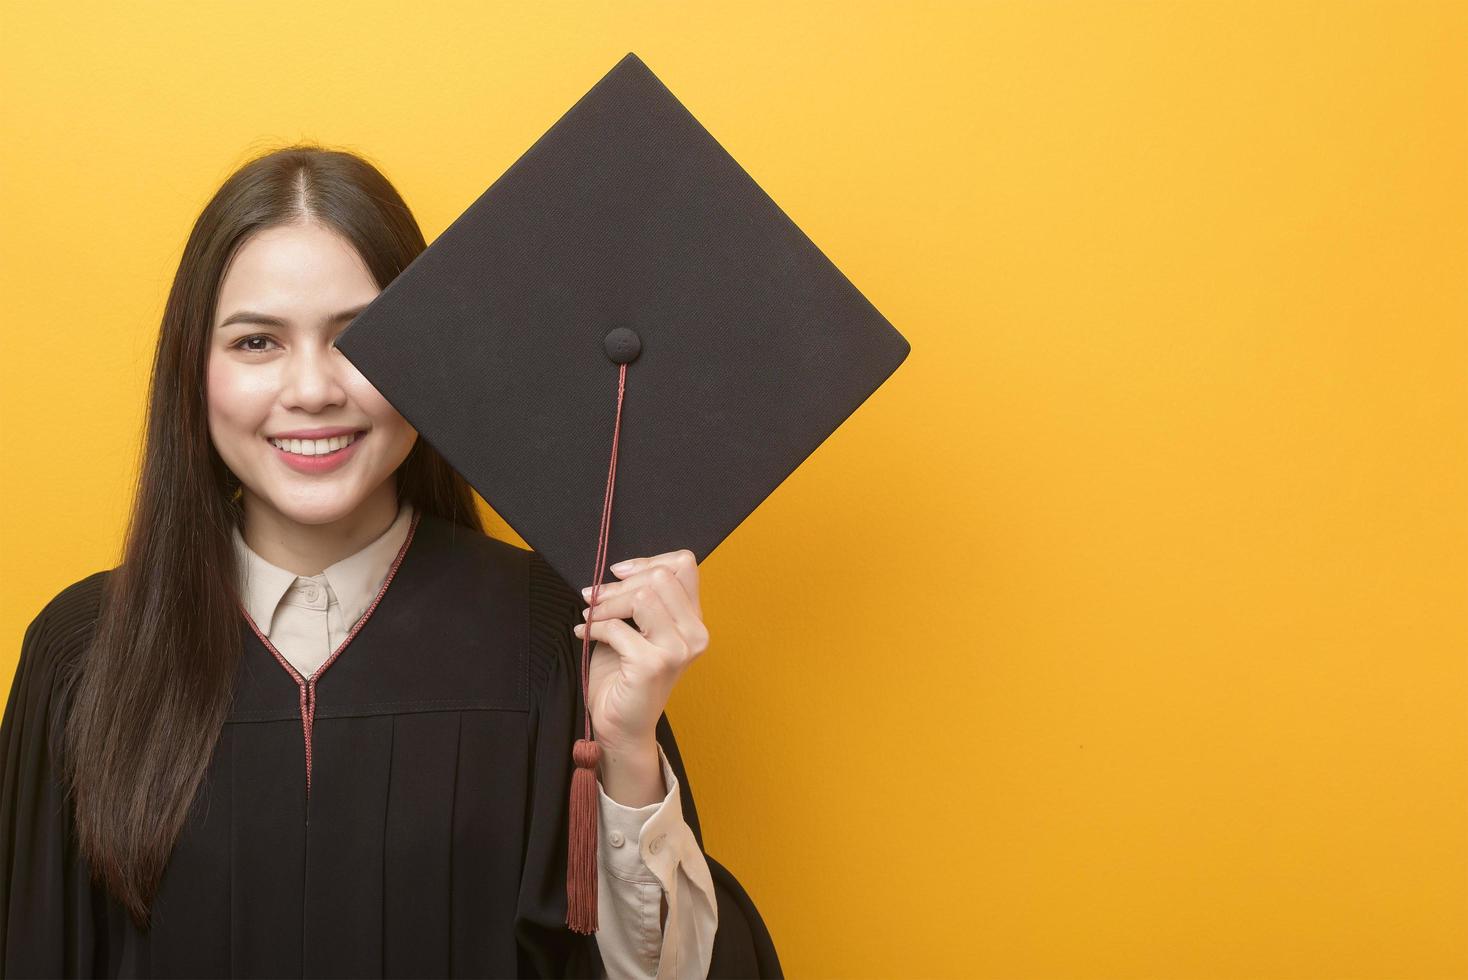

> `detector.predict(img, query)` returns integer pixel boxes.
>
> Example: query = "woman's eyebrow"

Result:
[216,304,370,329]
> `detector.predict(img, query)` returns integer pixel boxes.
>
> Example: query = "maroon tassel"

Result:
[566,737,602,933]
[567,359,630,934]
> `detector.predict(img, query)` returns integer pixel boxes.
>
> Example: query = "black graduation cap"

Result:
[336,51,910,934]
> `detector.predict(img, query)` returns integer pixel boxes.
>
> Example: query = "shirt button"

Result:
[648,833,666,854]
[608,830,625,847]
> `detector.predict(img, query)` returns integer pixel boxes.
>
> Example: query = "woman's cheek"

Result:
[353,385,417,461]
[206,356,268,464]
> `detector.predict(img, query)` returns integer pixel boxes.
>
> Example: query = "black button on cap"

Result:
[604,327,641,364]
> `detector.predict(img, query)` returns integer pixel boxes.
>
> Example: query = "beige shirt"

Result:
[231,500,717,979]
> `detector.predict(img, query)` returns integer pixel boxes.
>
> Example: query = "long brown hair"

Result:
[61,144,484,929]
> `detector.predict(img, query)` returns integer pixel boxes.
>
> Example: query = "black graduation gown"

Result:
[0,511,714,978]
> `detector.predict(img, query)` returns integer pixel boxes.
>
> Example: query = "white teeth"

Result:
[269,432,358,456]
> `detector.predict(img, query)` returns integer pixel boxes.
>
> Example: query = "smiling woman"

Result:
[0,144,473,958]
[206,220,418,533]
[0,144,723,978]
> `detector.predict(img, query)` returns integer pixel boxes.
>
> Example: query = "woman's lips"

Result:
[267,430,366,474]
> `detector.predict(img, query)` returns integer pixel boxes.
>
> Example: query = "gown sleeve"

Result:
[0,572,110,978]
[518,552,719,980]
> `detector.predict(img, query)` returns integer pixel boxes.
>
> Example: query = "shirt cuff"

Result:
[597,741,687,884]
[595,742,719,980]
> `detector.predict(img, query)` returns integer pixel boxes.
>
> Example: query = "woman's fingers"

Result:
[584,568,703,651]
[642,568,708,657]
[591,549,701,618]
[578,580,704,674]
[573,614,646,654]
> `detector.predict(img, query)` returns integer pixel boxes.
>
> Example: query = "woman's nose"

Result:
[280,345,348,408]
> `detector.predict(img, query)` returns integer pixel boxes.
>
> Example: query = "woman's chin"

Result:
[246,483,379,528]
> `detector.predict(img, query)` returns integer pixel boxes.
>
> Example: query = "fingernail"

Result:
[572,624,584,635]
[580,586,592,599]
[610,560,635,574]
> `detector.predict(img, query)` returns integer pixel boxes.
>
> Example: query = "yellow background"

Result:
[2,2,1464,977]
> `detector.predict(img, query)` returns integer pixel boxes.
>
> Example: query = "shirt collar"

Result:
[232,499,416,633]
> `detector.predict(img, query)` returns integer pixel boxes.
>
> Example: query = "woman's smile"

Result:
[266,428,367,473]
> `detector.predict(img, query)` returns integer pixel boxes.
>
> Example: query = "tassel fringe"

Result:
[566,737,602,934]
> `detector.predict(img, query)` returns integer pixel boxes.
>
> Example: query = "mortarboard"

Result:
[336,51,910,934]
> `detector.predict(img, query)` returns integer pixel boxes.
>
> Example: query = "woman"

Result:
[0,145,719,978]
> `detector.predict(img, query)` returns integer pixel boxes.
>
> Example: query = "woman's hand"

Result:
[572,549,709,789]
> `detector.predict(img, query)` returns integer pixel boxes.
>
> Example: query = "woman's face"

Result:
[206,220,417,527]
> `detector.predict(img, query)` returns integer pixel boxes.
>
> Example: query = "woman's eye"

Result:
[233,334,279,353]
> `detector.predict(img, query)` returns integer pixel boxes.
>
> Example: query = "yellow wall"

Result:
[2,2,1464,976]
